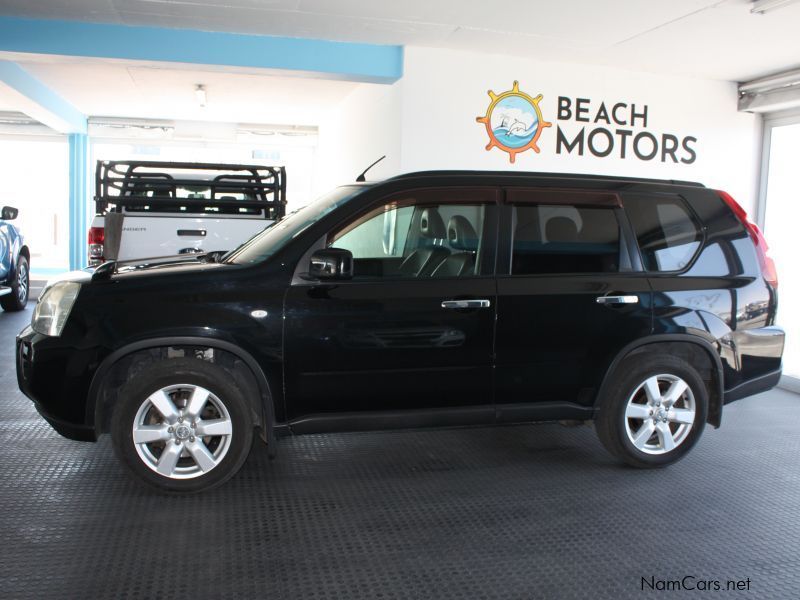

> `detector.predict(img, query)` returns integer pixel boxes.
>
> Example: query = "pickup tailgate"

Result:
[116,214,272,260]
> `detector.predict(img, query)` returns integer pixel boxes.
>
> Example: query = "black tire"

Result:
[1,254,29,311]
[595,354,708,468]
[111,358,254,493]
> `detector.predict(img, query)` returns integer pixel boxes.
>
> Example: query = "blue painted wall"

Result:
[0,17,403,84]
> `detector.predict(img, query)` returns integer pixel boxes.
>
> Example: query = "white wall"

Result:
[397,47,762,212]
[316,46,763,214]
[315,81,402,198]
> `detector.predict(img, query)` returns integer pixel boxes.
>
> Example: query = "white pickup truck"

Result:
[89,160,286,266]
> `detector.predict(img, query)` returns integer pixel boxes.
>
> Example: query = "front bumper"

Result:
[16,325,97,441]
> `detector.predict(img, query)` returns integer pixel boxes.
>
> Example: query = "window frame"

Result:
[296,186,501,283]
[498,187,638,278]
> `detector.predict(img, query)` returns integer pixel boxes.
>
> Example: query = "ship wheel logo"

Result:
[476,81,552,163]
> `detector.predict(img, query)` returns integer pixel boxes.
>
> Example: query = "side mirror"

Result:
[2,206,18,220]
[308,248,353,280]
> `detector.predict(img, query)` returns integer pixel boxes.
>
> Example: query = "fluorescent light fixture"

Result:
[739,67,800,93]
[195,84,207,108]
[751,0,800,14]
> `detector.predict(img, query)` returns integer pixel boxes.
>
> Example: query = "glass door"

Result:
[0,136,70,275]
[760,118,800,382]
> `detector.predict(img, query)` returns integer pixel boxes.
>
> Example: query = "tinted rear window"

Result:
[512,204,621,274]
[624,194,702,272]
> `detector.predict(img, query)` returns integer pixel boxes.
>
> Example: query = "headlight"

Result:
[32,282,81,337]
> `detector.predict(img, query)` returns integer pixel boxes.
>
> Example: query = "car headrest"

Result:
[545,216,579,243]
[447,215,479,251]
[420,208,446,239]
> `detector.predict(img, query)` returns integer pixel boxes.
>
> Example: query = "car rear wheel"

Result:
[1,255,29,311]
[595,354,708,468]
[111,358,254,493]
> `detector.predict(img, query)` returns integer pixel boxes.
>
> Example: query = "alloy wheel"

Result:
[623,374,696,455]
[17,261,28,303]
[132,384,233,479]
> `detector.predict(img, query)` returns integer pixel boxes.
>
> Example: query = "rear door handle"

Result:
[177,229,207,237]
[596,295,639,305]
[441,299,491,309]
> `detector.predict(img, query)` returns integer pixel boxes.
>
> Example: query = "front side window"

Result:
[335,205,415,260]
[623,194,702,272]
[512,204,621,275]
[329,189,494,279]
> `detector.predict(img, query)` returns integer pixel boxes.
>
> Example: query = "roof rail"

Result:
[387,170,705,188]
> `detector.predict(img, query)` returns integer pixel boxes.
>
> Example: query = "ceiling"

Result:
[0,0,799,82]
[0,53,360,125]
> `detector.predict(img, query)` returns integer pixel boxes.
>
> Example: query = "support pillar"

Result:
[68,133,89,271]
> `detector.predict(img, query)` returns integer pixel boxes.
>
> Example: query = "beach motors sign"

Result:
[476,81,697,165]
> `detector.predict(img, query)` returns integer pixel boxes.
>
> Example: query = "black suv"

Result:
[17,172,784,492]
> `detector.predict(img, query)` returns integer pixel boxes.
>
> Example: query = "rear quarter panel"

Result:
[648,187,780,391]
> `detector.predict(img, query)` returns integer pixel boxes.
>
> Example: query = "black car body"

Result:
[17,171,784,492]
[1,205,30,312]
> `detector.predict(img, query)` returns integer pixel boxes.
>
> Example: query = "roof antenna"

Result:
[356,155,386,182]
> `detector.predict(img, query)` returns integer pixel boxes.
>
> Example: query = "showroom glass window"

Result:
[508,190,623,275]
[329,188,497,279]
[623,194,702,272]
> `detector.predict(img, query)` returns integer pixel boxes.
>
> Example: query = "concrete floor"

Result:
[1,305,799,599]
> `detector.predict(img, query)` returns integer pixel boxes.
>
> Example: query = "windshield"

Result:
[224,185,363,265]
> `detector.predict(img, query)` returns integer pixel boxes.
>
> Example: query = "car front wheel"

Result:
[595,354,708,468]
[111,358,254,493]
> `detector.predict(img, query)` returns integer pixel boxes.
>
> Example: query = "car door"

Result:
[282,186,499,431]
[494,187,653,422]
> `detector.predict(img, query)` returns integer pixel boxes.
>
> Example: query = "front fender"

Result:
[88,335,279,450]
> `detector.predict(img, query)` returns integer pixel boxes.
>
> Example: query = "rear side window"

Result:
[512,204,621,275]
[624,194,702,272]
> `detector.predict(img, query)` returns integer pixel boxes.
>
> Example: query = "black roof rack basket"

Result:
[94,160,287,219]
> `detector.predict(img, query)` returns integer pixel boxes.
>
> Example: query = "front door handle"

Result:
[441,299,491,309]
[596,295,639,305]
